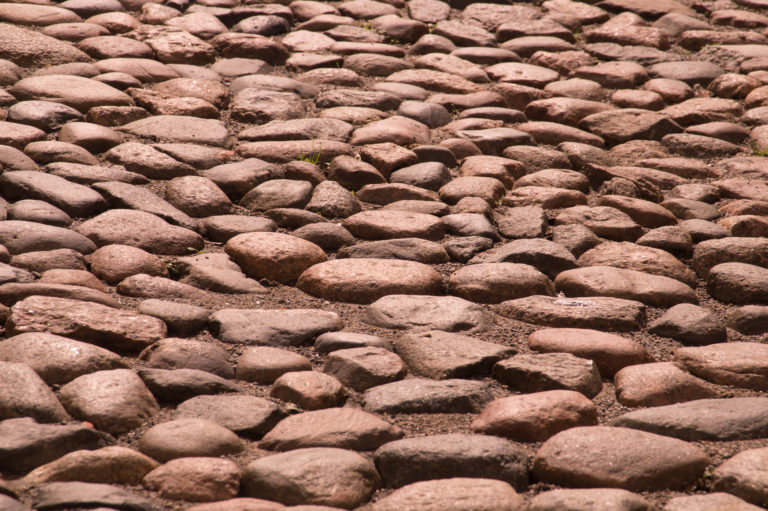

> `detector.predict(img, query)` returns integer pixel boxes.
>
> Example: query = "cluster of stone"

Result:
[3,0,768,507]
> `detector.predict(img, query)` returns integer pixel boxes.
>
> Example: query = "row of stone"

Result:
[4,417,768,509]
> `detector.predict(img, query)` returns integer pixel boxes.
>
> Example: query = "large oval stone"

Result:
[449,263,555,303]
[59,369,159,435]
[533,426,709,491]
[75,210,203,256]
[10,75,131,113]
[343,210,444,241]
[554,266,698,307]
[373,434,528,490]
[297,258,443,304]
[369,478,525,511]
[578,241,697,287]
[260,407,403,451]
[615,397,768,441]
[364,293,493,332]
[242,447,380,508]
[0,220,95,255]
[225,232,327,284]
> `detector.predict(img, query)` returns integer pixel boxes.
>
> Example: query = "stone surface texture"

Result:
[0,0,765,508]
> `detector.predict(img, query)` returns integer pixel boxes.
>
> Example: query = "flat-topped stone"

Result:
[449,263,554,304]
[708,262,768,304]
[260,407,403,451]
[363,378,492,414]
[365,294,493,333]
[394,330,513,379]
[554,266,698,308]
[468,238,578,279]
[579,108,681,145]
[533,426,709,491]
[614,361,715,407]
[6,295,166,353]
[324,346,406,392]
[529,489,655,511]
[75,209,203,255]
[0,281,117,308]
[0,332,124,385]
[236,347,311,384]
[0,171,106,218]
[664,493,762,511]
[343,210,444,241]
[0,221,95,255]
[555,206,644,241]
[493,352,603,398]
[472,390,598,442]
[487,62,560,87]
[338,238,448,264]
[30,482,156,511]
[139,418,243,462]
[175,394,284,438]
[648,303,726,344]
[713,447,768,507]
[10,75,131,113]
[117,115,229,147]
[675,342,768,391]
[368,478,525,511]
[578,241,696,287]
[210,308,342,346]
[297,259,443,304]
[692,237,768,277]
[242,448,380,508]
[615,397,768,440]
[499,295,646,331]
[528,328,649,378]
[373,433,528,489]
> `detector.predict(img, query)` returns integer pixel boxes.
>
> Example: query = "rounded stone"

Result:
[471,390,598,442]
[713,447,768,507]
[10,75,131,113]
[343,210,444,241]
[369,478,525,511]
[533,426,709,491]
[59,369,159,435]
[270,371,346,410]
[165,176,231,218]
[242,447,380,508]
[142,457,240,502]
[236,347,312,384]
[528,328,649,378]
[139,338,233,379]
[0,332,124,385]
[448,263,555,304]
[76,209,204,256]
[139,419,244,462]
[225,232,327,284]
[297,258,443,304]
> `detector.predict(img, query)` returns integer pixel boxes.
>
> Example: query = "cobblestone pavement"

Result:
[3,0,768,508]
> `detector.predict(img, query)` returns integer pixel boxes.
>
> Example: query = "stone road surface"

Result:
[2,0,768,508]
